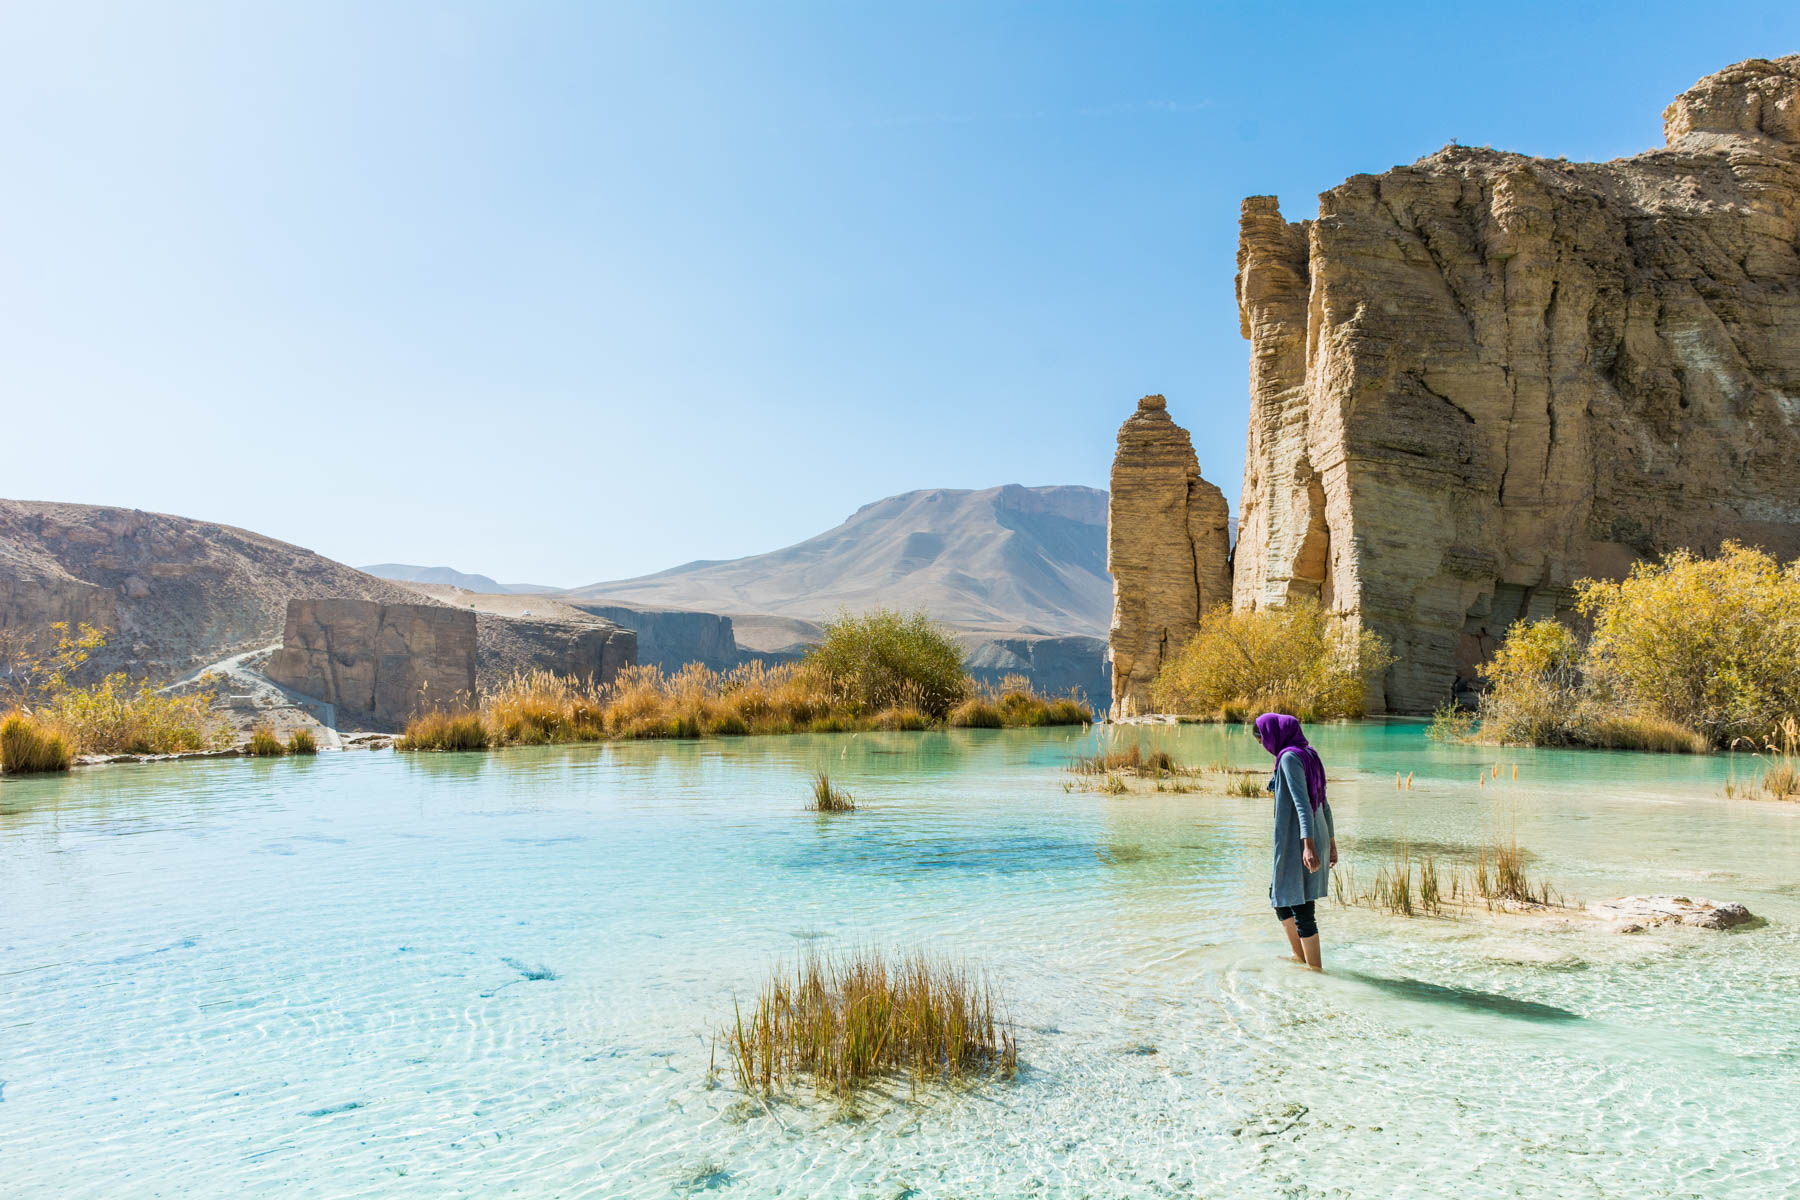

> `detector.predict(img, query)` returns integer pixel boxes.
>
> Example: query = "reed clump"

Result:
[1337,829,1558,916]
[1068,742,1183,778]
[948,699,1004,728]
[808,770,855,812]
[397,709,491,751]
[400,658,1086,752]
[1726,716,1800,801]
[286,728,319,755]
[1226,772,1267,798]
[721,950,1016,1100]
[244,726,287,757]
[1,711,73,774]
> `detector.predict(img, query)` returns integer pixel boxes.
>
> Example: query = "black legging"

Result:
[1275,901,1317,939]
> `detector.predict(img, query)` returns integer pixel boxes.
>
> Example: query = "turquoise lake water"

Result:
[2,723,1796,1198]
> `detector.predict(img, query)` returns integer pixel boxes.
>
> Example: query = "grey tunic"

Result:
[1269,752,1334,908]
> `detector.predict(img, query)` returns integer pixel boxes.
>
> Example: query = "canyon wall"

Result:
[1233,56,1800,711]
[1106,395,1232,717]
[265,599,479,727]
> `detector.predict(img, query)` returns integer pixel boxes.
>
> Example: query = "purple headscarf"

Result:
[1254,713,1326,810]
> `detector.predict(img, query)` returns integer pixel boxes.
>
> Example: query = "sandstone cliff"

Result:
[265,600,479,727]
[1233,56,1800,711]
[1106,396,1232,717]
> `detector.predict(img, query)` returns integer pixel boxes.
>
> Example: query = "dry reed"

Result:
[808,770,855,813]
[722,949,1016,1100]
[1,710,72,773]
[244,726,286,757]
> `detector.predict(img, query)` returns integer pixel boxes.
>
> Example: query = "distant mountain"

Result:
[563,484,1111,637]
[361,564,556,594]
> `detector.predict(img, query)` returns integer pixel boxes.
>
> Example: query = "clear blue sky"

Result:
[4,3,1794,585]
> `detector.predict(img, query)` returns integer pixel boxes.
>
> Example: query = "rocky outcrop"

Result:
[1588,895,1756,932]
[471,611,634,692]
[1233,56,1800,711]
[965,633,1110,708]
[264,599,478,728]
[0,500,428,679]
[573,603,742,671]
[1106,396,1233,718]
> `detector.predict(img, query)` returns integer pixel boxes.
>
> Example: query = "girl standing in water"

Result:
[1254,713,1336,971]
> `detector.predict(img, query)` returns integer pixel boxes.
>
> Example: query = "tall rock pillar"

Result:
[1107,395,1232,718]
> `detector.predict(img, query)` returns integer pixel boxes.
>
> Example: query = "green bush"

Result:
[1578,543,1800,747]
[804,609,968,718]
[1453,544,1800,751]
[1149,601,1393,721]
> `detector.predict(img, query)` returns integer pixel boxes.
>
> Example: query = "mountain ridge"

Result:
[561,483,1110,636]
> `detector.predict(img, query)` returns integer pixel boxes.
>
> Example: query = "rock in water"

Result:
[1588,895,1755,931]
[1106,395,1232,718]
[1232,56,1800,713]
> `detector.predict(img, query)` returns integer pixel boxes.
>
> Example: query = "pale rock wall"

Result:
[265,599,478,727]
[1233,56,1800,712]
[1106,395,1232,717]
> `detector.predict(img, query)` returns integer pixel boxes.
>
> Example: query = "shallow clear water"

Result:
[2,724,1796,1198]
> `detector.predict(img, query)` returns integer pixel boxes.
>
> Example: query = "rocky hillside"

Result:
[0,499,424,679]
[563,484,1111,636]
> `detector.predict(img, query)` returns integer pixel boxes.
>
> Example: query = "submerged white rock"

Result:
[1588,895,1755,932]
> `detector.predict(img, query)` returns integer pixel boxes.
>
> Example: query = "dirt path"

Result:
[169,645,346,750]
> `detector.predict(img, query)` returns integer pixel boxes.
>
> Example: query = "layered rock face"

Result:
[471,611,634,693]
[1234,56,1800,712]
[1107,396,1233,717]
[573,603,742,671]
[265,599,479,727]
[965,633,1110,710]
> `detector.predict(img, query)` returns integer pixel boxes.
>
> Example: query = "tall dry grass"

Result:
[1,710,72,773]
[244,726,286,757]
[399,663,1087,751]
[721,950,1016,1100]
[38,673,226,756]
[1725,716,1800,801]
[1336,826,1557,916]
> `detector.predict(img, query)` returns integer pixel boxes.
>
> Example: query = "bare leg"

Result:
[1280,917,1305,963]
[1300,934,1322,972]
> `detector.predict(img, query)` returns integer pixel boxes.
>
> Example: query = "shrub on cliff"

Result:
[1148,601,1393,721]
[804,609,968,719]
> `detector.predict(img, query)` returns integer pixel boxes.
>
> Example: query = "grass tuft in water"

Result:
[722,949,1017,1100]
[1337,826,1558,916]
[1227,772,1266,798]
[397,710,491,751]
[1,710,72,773]
[244,726,286,757]
[808,770,855,812]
